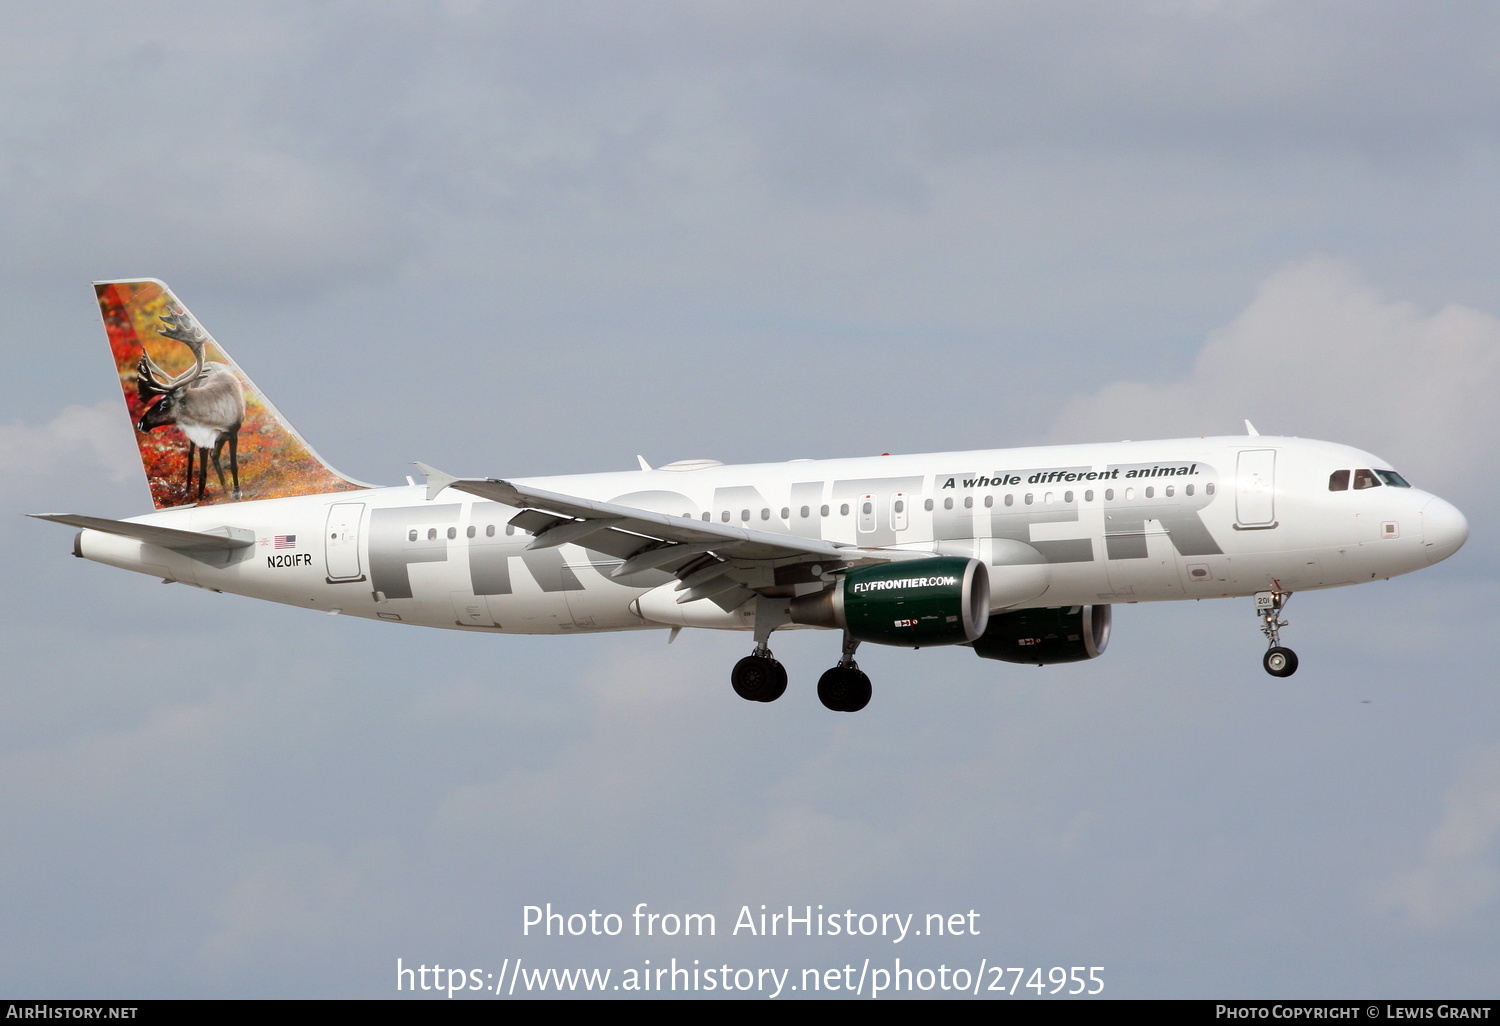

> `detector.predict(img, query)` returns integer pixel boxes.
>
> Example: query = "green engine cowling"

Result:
[789,556,990,647]
[968,605,1112,664]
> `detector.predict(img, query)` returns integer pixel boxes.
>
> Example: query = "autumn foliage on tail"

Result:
[97,279,365,509]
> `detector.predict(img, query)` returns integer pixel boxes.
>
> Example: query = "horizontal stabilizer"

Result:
[29,513,255,552]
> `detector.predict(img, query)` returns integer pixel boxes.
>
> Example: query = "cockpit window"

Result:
[1328,470,1350,491]
[1353,468,1379,490]
[1374,470,1411,488]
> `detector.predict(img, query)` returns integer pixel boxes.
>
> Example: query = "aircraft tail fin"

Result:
[95,279,366,509]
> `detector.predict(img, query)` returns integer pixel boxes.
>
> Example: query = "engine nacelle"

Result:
[632,583,757,630]
[969,605,1111,664]
[790,556,990,647]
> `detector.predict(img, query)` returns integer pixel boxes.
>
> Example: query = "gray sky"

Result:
[2,1,1497,998]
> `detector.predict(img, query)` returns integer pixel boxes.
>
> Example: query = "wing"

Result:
[416,464,925,608]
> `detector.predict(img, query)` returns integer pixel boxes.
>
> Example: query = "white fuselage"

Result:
[76,436,1468,635]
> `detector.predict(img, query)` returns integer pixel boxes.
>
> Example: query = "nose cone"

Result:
[1421,496,1469,565]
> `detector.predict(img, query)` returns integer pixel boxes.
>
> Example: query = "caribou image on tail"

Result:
[96,279,363,509]
[134,306,246,502]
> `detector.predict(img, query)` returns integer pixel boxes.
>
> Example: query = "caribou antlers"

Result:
[134,307,246,502]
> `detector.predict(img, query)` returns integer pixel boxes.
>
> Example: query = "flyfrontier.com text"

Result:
[850,576,957,594]
[521,904,980,943]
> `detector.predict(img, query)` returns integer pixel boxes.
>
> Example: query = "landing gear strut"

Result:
[817,634,872,712]
[731,641,787,703]
[1255,586,1299,677]
[731,597,791,703]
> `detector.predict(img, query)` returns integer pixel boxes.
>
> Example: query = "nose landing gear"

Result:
[1255,586,1298,677]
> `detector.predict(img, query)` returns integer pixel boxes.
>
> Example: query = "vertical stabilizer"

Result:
[96,279,365,509]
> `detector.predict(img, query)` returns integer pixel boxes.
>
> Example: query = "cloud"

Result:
[198,839,405,983]
[1383,745,1500,929]
[0,401,137,487]
[1047,260,1500,498]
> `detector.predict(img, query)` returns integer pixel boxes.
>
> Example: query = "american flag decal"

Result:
[274,535,297,549]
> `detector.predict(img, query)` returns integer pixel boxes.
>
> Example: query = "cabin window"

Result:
[1124,488,1134,501]
[1065,491,1074,503]
[760,508,770,520]
[721,511,730,522]
[466,525,475,538]
[821,505,830,517]
[800,505,810,518]
[486,524,496,537]
[984,495,993,508]
[447,527,457,540]
[1205,482,1215,495]
[963,496,973,509]
[924,498,933,511]
[1024,493,1033,505]
[1084,490,1093,501]
[1185,484,1194,496]
[840,504,850,516]
[408,529,417,542]
[862,501,873,514]
[893,499,905,513]
[741,509,750,521]
[427,528,437,541]
[1105,489,1114,500]
[780,507,789,519]
[1145,487,1154,499]
[1166,485,1174,497]
[1005,494,1014,507]
[1353,469,1379,490]
[506,525,515,536]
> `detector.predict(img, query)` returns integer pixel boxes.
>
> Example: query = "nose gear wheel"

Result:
[1255,586,1298,677]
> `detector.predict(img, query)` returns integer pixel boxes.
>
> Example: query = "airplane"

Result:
[32,279,1470,712]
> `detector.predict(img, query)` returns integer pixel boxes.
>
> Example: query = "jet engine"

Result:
[790,556,989,647]
[968,605,1111,664]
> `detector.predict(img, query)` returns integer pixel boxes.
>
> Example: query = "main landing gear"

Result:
[731,643,787,703]
[817,634,871,713]
[1255,586,1299,678]
[729,634,873,711]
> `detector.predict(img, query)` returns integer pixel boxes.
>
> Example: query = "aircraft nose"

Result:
[1420,496,1469,565]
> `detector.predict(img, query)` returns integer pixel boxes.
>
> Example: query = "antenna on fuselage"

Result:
[1244,420,1260,436]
